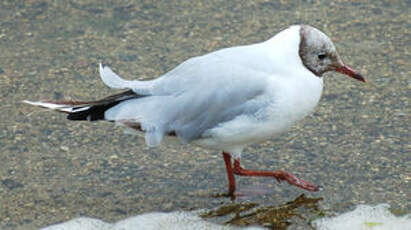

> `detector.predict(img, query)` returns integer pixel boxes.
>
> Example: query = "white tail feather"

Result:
[22,100,90,113]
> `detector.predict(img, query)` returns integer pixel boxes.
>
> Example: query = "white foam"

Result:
[41,217,110,230]
[314,204,411,230]
[41,211,265,230]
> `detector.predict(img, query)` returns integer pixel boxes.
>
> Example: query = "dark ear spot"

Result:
[299,25,320,76]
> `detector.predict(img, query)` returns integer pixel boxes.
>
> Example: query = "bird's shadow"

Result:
[201,194,325,230]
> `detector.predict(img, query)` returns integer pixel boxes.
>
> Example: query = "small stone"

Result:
[162,202,173,210]
[2,178,24,190]
[109,155,119,160]
[60,146,69,151]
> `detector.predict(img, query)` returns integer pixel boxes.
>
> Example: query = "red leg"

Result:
[233,158,319,192]
[222,152,236,195]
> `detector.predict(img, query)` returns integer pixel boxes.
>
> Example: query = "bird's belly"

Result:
[193,115,288,150]
[195,76,323,150]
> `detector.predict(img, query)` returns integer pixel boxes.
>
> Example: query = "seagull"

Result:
[24,25,365,196]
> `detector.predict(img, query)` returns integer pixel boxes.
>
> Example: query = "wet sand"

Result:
[0,0,409,229]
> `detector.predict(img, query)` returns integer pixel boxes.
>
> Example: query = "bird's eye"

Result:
[318,53,327,60]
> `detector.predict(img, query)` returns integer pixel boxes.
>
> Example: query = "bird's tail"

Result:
[23,90,142,121]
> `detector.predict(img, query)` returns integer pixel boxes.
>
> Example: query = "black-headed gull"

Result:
[24,25,365,196]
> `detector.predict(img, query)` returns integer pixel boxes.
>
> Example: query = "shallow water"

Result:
[0,0,409,229]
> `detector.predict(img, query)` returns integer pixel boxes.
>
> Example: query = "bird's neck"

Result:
[262,25,322,83]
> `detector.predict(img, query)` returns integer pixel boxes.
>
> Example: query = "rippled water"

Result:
[0,0,409,229]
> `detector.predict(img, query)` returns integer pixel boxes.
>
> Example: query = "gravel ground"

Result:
[0,0,409,229]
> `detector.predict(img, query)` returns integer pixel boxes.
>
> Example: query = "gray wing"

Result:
[105,44,273,146]
[168,73,267,142]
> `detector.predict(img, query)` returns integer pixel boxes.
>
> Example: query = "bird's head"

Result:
[298,25,365,82]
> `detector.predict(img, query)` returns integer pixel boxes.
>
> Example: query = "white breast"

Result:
[265,71,323,132]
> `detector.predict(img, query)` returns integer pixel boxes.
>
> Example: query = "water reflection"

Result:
[203,194,324,229]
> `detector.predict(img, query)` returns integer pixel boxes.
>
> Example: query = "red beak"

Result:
[335,65,366,83]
